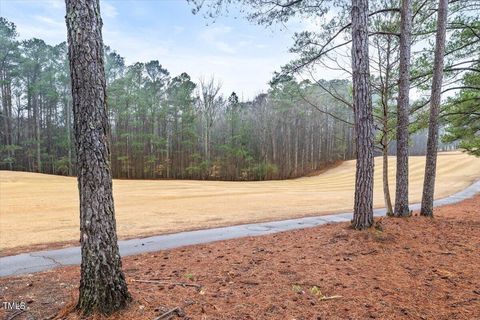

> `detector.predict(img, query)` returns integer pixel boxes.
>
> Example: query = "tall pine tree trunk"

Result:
[1,73,13,170]
[381,37,393,216]
[394,0,412,217]
[66,97,73,176]
[421,0,448,217]
[33,95,42,172]
[65,0,131,314]
[351,0,374,230]
[382,143,393,214]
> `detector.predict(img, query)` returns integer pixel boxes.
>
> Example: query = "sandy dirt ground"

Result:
[1,151,479,252]
[0,194,479,320]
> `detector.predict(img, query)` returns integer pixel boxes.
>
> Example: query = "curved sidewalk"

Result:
[1,180,479,277]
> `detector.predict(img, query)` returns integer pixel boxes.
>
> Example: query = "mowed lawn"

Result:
[1,151,479,251]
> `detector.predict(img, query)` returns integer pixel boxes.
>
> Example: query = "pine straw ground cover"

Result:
[1,195,479,320]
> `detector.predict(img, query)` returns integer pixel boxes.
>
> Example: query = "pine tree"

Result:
[351,0,374,230]
[420,0,449,217]
[65,0,131,314]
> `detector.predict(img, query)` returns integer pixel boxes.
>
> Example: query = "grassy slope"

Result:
[1,151,479,250]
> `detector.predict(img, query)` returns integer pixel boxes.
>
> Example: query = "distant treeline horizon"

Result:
[0,18,458,181]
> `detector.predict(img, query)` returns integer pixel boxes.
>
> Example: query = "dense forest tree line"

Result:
[1,12,469,182]
[0,17,356,180]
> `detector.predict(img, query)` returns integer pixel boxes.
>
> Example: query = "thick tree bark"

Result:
[351,0,374,230]
[421,0,449,217]
[394,0,412,217]
[65,0,131,314]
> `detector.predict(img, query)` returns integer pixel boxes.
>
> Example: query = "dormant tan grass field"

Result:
[1,151,479,251]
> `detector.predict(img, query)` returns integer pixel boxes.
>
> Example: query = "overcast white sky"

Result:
[0,0,333,99]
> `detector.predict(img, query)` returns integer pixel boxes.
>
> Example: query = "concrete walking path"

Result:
[1,180,479,277]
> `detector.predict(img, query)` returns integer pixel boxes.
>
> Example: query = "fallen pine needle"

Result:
[153,301,194,320]
[319,295,343,301]
[133,279,202,290]
[153,306,181,320]
[6,309,26,320]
